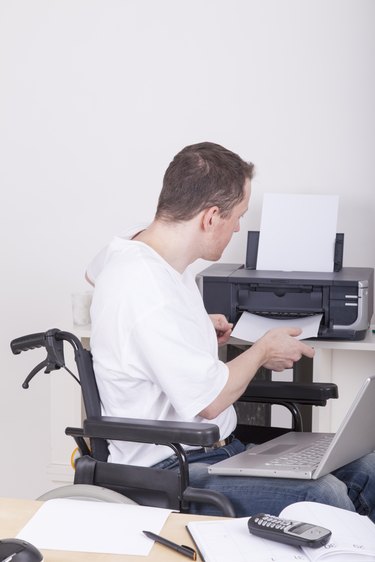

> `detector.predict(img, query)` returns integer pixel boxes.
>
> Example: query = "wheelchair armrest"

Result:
[183,486,236,517]
[75,416,221,447]
[65,427,91,456]
[240,381,338,406]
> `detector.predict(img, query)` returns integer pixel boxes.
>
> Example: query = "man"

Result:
[88,142,375,519]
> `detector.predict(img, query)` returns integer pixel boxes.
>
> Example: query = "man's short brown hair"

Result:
[155,142,254,222]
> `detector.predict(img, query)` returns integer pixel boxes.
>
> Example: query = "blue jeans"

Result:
[153,439,375,521]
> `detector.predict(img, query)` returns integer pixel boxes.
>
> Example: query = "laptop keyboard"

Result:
[266,434,334,468]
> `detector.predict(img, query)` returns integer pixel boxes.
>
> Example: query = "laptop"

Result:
[209,375,375,480]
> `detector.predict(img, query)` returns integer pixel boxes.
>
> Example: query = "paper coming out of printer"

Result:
[231,311,323,343]
[256,194,339,272]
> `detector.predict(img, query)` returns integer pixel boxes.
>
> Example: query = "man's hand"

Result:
[209,314,233,346]
[254,326,315,371]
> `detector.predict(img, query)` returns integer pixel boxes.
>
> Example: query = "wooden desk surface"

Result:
[0,497,222,561]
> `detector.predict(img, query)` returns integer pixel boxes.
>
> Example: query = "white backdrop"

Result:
[1,0,374,498]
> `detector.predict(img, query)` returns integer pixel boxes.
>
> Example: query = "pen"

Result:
[143,530,197,560]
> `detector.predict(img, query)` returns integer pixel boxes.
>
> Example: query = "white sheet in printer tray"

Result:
[256,194,339,272]
[231,311,323,343]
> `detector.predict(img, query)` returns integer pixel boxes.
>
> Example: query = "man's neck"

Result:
[133,218,202,273]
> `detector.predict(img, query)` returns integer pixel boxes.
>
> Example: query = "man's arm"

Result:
[199,326,315,419]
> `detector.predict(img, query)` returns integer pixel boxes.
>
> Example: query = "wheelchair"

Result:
[11,328,338,517]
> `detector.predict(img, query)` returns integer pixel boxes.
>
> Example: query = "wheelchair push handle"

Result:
[11,328,81,390]
[10,329,72,389]
[10,332,47,354]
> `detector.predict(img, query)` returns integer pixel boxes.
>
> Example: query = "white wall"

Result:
[1,0,374,498]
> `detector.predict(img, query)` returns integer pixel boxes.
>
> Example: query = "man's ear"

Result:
[201,206,220,232]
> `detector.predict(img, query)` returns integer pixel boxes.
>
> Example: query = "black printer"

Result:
[197,232,374,341]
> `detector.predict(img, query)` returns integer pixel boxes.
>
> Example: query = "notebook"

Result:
[209,375,375,479]
[187,501,375,562]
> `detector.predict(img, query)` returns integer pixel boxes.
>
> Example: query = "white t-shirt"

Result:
[89,226,237,467]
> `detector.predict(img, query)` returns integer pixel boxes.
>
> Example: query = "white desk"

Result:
[307,329,375,432]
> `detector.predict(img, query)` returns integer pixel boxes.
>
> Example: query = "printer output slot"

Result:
[238,310,322,320]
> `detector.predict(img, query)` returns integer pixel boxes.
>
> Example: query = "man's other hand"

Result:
[209,314,233,346]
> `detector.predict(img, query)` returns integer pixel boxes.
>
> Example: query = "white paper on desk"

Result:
[256,194,339,272]
[17,499,172,555]
[231,311,322,343]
